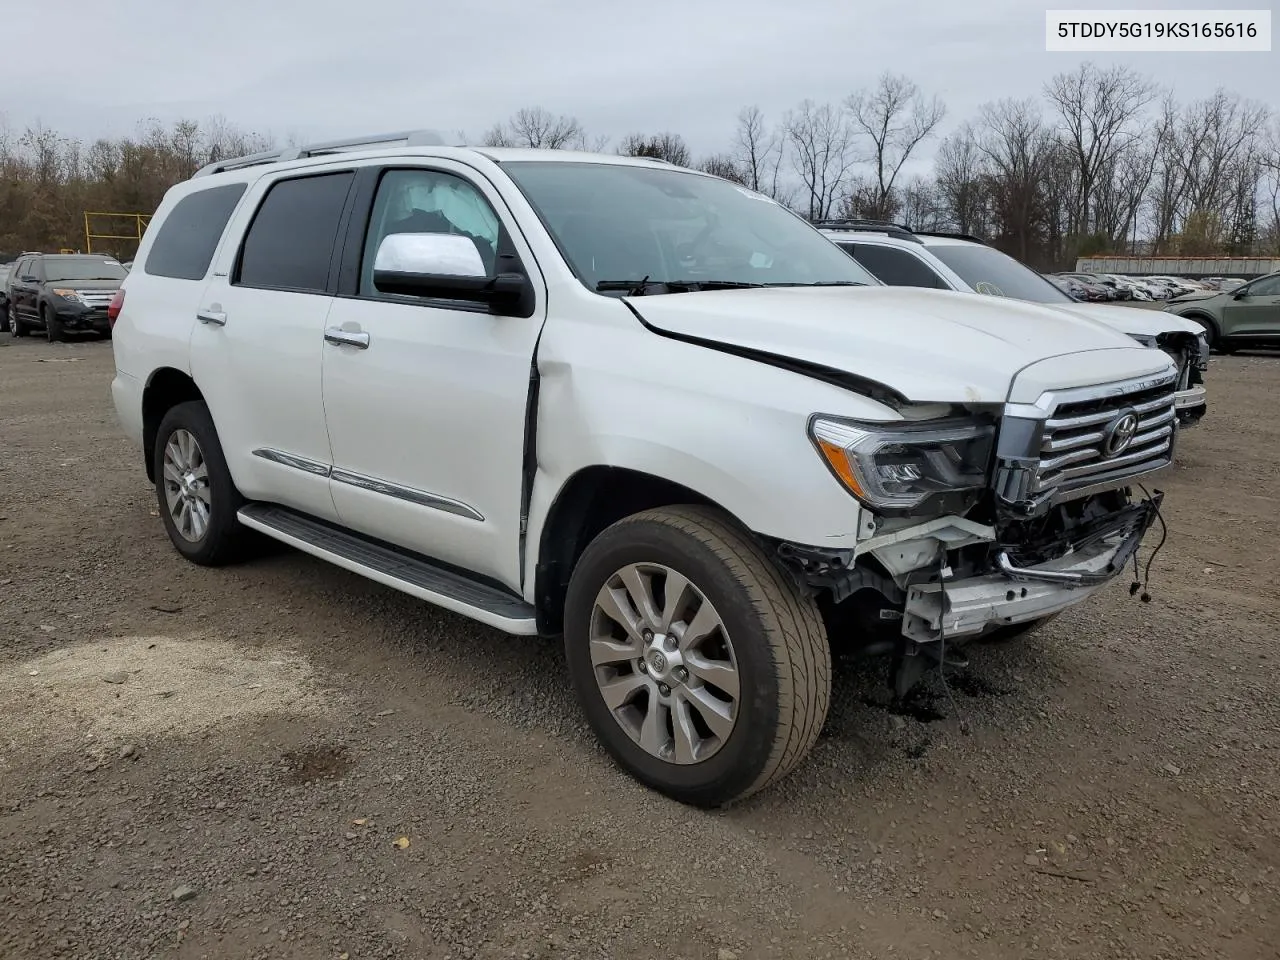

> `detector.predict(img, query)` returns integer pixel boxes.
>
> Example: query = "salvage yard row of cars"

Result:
[1045,271,1243,303]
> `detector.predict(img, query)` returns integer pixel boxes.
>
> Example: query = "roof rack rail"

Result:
[811,218,923,243]
[192,128,447,178]
[913,230,987,245]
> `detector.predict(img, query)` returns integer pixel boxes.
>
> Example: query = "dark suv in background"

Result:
[6,253,127,341]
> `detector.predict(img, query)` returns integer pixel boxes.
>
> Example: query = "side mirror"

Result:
[371,232,528,312]
[1231,288,1248,299]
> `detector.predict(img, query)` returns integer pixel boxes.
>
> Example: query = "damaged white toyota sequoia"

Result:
[109,131,1177,807]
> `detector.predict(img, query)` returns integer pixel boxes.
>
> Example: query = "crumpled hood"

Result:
[625,286,1157,405]
[1051,301,1204,337]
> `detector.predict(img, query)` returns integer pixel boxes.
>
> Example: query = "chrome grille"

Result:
[1034,378,1177,497]
[76,290,116,308]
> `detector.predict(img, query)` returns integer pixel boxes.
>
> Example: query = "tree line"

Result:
[3,62,1277,269]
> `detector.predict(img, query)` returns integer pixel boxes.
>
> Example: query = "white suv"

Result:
[819,222,1209,426]
[110,131,1179,806]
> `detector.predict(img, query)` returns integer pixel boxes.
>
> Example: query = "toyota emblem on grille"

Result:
[1101,409,1140,458]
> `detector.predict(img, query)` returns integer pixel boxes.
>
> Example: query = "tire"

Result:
[11,305,27,337]
[153,401,253,566]
[43,304,63,343]
[564,505,831,808]
[0,304,9,333]
[980,612,1060,644]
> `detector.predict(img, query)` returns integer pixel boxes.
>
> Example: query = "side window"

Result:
[360,168,501,297]
[236,172,354,293]
[852,245,949,289]
[12,257,26,280]
[1246,275,1280,296]
[144,183,248,280]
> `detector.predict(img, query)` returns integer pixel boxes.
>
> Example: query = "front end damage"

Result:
[779,370,1178,696]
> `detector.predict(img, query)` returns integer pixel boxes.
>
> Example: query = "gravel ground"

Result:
[1,336,1278,960]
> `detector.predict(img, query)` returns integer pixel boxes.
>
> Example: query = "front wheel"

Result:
[11,305,27,337]
[564,506,831,808]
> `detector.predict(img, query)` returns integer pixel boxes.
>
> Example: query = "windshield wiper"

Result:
[761,281,868,287]
[596,278,768,295]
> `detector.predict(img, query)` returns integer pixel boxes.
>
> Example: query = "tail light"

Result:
[107,289,125,329]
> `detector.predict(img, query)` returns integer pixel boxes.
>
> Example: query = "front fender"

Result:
[522,311,904,589]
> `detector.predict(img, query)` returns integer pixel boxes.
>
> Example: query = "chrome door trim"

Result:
[330,468,485,522]
[252,448,332,477]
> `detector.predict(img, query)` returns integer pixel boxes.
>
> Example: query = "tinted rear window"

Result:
[845,244,950,290]
[144,183,248,281]
[236,172,354,293]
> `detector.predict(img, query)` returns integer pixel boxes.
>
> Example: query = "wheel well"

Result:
[141,369,205,481]
[533,467,720,634]
[1181,311,1219,341]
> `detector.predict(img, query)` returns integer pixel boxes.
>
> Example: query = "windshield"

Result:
[502,161,879,293]
[43,257,127,282]
[929,245,1072,304]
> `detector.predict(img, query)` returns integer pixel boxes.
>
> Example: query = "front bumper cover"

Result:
[902,496,1159,643]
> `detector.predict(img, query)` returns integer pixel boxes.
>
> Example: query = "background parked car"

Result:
[7,253,127,341]
[1043,273,1091,300]
[1164,270,1280,352]
[1054,272,1114,301]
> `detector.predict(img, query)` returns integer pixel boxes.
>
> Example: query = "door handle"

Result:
[196,310,227,326]
[324,327,371,349]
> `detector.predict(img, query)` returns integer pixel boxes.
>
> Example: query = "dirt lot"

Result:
[1,336,1278,960]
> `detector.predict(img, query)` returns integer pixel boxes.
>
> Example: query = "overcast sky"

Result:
[4,0,1274,162]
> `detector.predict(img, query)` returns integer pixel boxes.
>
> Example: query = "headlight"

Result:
[50,288,83,303]
[809,415,996,518]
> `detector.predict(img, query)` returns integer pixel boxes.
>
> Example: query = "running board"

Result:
[237,503,538,634]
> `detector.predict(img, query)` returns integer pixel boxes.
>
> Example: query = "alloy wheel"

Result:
[588,562,740,764]
[161,429,212,542]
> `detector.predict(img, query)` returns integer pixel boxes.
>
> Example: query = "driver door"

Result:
[320,162,547,592]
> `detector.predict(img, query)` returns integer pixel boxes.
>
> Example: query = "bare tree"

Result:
[733,106,783,195]
[1044,63,1156,238]
[617,132,692,167]
[698,153,747,183]
[934,124,988,234]
[976,98,1054,261]
[481,107,587,149]
[846,72,946,221]
[784,100,854,220]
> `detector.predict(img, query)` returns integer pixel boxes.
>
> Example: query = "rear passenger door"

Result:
[191,169,357,523]
[14,258,41,320]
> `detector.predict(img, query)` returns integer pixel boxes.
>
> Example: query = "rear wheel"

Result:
[564,506,831,808]
[43,305,63,343]
[153,401,255,566]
